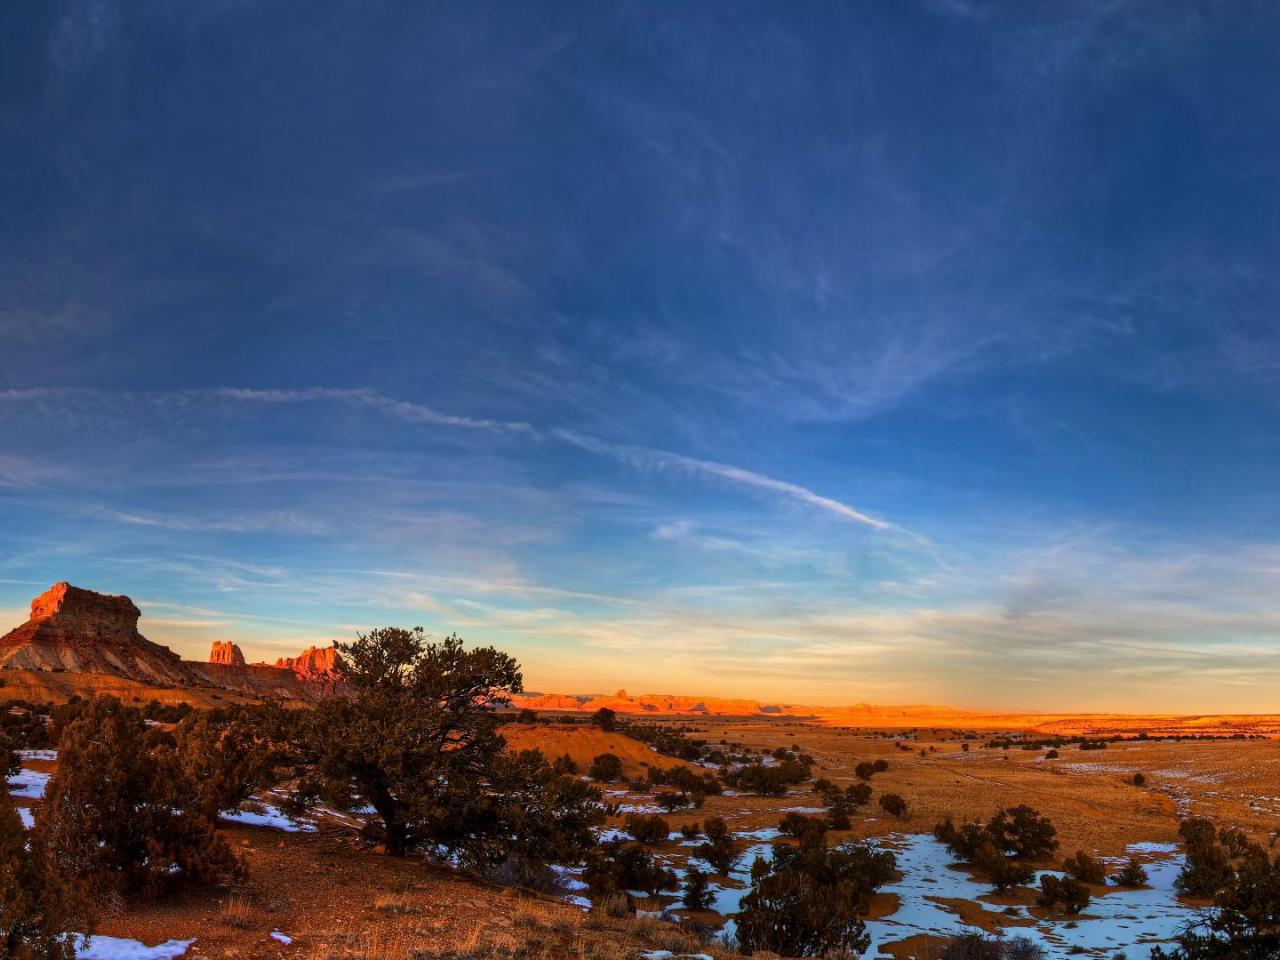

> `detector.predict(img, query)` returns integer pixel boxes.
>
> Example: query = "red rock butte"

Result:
[274,644,342,680]
[0,581,196,685]
[0,582,343,700]
[209,640,246,667]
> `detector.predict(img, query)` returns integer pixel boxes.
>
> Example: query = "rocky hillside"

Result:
[273,644,342,680]
[0,582,340,702]
[0,582,202,685]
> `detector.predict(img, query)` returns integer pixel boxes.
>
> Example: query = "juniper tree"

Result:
[301,629,520,856]
[0,789,89,960]
[302,629,602,869]
[1114,857,1149,887]
[879,792,909,821]
[588,752,623,781]
[172,708,273,821]
[698,816,739,875]
[625,812,670,845]
[477,748,604,884]
[682,867,712,911]
[1063,850,1107,885]
[736,840,896,956]
[1037,874,1091,914]
[37,696,240,902]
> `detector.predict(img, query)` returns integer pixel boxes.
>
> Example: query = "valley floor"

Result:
[13,720,1279,960]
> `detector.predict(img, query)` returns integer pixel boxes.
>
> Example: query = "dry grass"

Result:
[372,893,416,915]
[597,892,630,918]
[218,886,254,929]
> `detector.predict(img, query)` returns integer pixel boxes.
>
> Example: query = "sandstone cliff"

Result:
[273,644,342,681]
[0,583,331,701]
[209,640,246,666]
[0,582,200,685]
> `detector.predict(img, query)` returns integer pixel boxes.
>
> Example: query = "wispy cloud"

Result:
[87,505,327,535]
[0,387,903,534]
[209,388,536,434]
[0,455,69,490]
[555,430,894,530]
[0,387,534,435]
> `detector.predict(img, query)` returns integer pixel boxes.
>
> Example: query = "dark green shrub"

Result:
[588,753,624,782]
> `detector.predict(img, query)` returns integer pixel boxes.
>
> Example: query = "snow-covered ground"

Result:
[219,804,317,833]
[9,765,49,799]
[8,754,49,829]
[73,935,194,960]
[580,824,1201,958]
[862,834,1202,959]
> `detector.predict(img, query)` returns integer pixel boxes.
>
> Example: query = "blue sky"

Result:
[3,1,1280,710]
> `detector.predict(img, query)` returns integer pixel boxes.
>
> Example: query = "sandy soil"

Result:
[499,723,701,780]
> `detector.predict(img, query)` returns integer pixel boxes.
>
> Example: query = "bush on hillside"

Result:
[585,841,676,899]
[935,805,1057,892]
[940,934,1046,960]
[987,805,1059,859]
[778,812,828,847]
[724,758,809,796]
[682,867,712,911]
[37,696,242,902]
[1152,841,1280,959]
[172,707,273,822]
[0,789,90,960]
[879,792,909,821]
[1037,874,1091,914]
[481,748,605,886]
[588,753,624,782]
[1062,850,1106,885]
[1114,857,1149,887]
[735,840,896,957]
[1176,818,1237,898]
[625,813,669,845]
[697,817,739,875]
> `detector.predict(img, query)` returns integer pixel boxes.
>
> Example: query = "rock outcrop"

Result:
[209,641,246,666]
[273,644,342,681]
[508,690,804,718]
[0,582,200,685]
[0,584,341,702]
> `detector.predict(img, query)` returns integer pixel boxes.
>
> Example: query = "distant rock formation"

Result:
[0,582,199,685]
[274,644,342,681]
[510,690,790,717]
[209,641,246,667]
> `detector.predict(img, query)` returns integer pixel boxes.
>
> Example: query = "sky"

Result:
[3,1,1280,712]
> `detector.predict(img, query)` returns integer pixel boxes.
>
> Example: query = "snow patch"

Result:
[219,805,317,833]
[8,767,49,799]
[74,936,195,960]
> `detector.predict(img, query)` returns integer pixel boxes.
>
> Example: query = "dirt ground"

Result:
[19,717,1279,959]
[682,719,1280,854]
